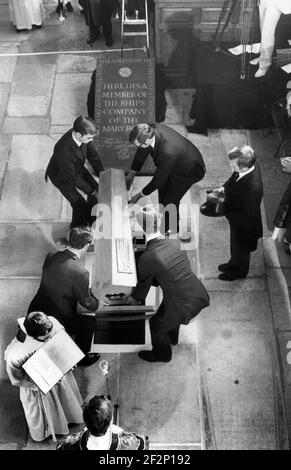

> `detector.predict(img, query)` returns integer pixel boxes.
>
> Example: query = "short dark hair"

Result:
[83,395,112,437]
[68,226,93,249]
[73,115,97,136]
[129,124,154,144]
[24,312,53,338]
[228,145,256,169]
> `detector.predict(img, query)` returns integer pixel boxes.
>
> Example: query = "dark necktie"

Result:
[233,171,240,181]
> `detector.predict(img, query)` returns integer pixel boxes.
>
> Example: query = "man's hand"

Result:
[123,294,141,306]
[125,169,136,190]
[281,156,291,173]
[129,192,143,205]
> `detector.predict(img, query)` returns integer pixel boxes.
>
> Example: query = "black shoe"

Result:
[218,272,246,281]
[56,3,62,14]
[285,247,291,256]
[138,351,171,363]
[105,36,113,47]
[66,2,74,12]
[218,263,233,272]
[78,353,100,367]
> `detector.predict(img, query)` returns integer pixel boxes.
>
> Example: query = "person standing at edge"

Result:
[127,206,209,363]
[45,115,104,229]
[126,123,206,237]
[79,0,117,47]
[218,145,263,281]
[27,227,100,367]
[5,312,83,442]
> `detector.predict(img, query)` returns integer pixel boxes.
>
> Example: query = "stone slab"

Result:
[0,4,9,21]
[0,43,19,82]
[204,278,266,292]
[0,83,10,128]
[199,290,272,325]
[50,73,90,126]
[7,57,56,117]
[186,131,232,188]
[0,223,57,276]
[199,215,265,278]
[119,345,201,444]
[0,134,11,196]
[56,54,96,73]
[3,117,50,134]
[0,23,30,41]
[197,318,278,449]
[0,135,62,221]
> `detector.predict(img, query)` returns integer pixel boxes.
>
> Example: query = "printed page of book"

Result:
[41,329,84,374]
[23,348,63,394]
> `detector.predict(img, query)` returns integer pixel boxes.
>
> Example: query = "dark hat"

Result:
[200,191,226,217]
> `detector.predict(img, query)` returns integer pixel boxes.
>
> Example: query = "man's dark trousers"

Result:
[149,302,180,361]
[51,167,98,228]
[229,226,250,277]
[159,168,205,234]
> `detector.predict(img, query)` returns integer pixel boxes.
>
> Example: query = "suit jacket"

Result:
[28,250,99,323]
[45,129,104,193]
[132,238,209,330]
[130,124,206,195]
[224,164,263,251]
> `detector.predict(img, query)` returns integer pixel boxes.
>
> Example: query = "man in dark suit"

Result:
[45,115,104,229]
[218,145,264,281]
[126,123,206,235]
[127,206,210,362]
[79,0,117,46]
[27,227,100,367]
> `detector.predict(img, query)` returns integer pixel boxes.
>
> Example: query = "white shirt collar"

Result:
[149,135,155,149]
[86,429,111,450]
[72,132,82,147]
[67,247,81,259]
[237,165,255,181]
[146,231,161,243]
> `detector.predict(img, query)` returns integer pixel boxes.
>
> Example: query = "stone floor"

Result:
[0,0,291,451]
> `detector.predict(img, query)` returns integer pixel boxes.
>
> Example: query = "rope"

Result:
[0,47,146,58]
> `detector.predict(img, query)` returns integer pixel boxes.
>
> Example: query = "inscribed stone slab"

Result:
[94,57,155,169]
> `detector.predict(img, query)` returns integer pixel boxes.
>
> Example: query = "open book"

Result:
[22,329,84,395]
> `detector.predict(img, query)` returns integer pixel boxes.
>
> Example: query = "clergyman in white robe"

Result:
[9,0,45,30]
[4,317,83,442]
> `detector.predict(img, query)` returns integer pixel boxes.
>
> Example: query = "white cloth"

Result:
[260,0,291,15]
[9,0,44,30]
[86,425,123,450]
[4,317,83,442]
